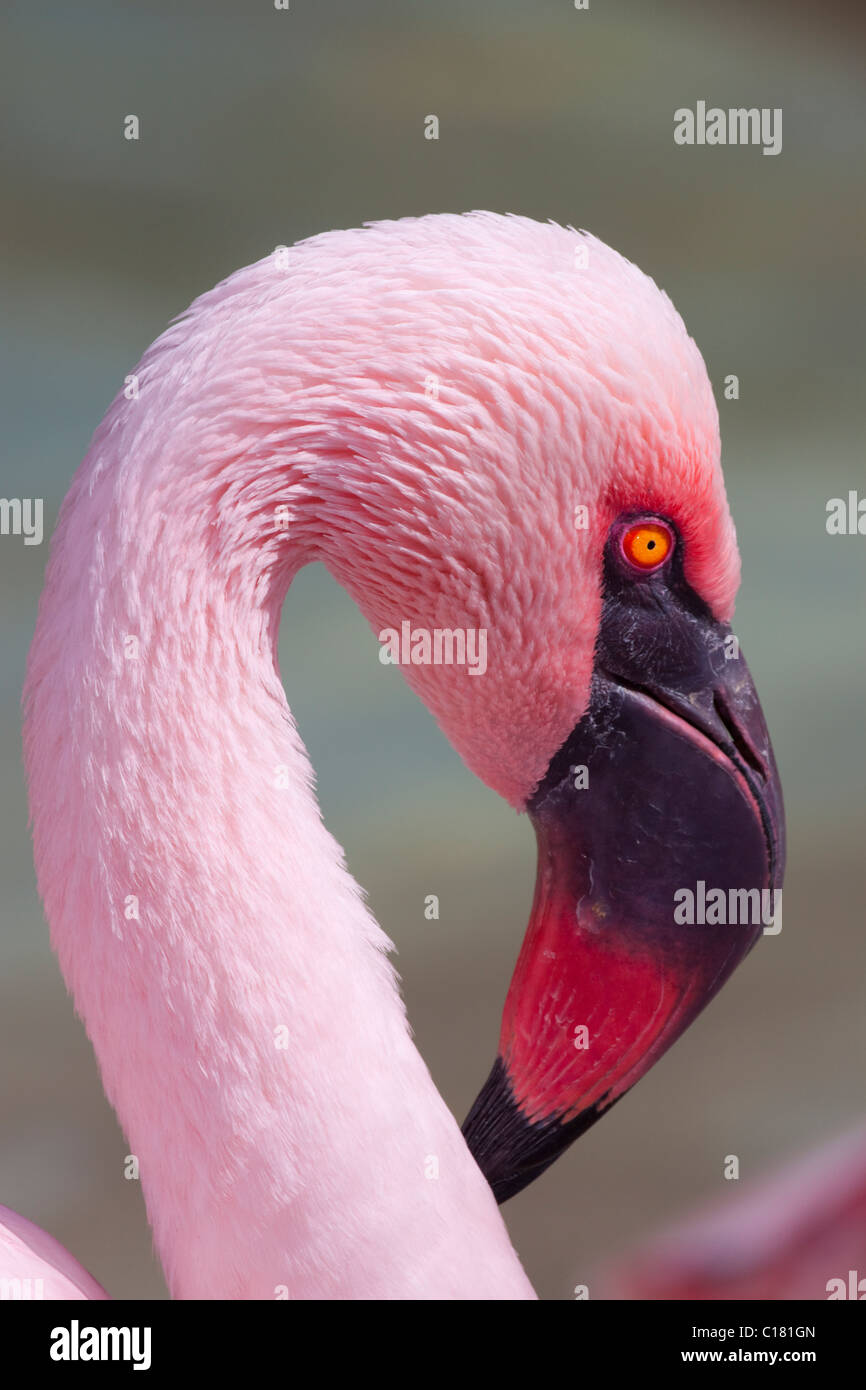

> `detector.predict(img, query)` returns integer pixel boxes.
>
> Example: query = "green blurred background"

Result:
[1,0,863,1299]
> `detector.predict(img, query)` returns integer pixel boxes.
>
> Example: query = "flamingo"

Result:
[4,212,784,1300]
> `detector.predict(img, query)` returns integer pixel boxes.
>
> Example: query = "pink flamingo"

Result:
[4,213,784,1299]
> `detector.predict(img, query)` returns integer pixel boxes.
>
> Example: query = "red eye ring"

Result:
[620,519,674,571]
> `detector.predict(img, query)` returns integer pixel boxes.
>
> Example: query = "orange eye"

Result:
[621,520,673,570]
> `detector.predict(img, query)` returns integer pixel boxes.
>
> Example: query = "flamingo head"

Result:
[286,213,786,1202]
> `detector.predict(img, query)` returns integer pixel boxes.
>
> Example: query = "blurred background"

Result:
[1,0,863,1300]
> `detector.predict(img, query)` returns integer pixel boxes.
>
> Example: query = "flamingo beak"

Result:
[463,551,785,1204]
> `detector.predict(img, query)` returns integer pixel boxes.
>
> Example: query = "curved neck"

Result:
[24,268,533,1299]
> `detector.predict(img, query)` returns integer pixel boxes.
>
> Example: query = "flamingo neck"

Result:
[24,283,533,1300]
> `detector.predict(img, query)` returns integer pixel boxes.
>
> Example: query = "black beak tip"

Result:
[462,1057,613,1204]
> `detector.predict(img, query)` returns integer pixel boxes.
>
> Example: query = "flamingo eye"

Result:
[621,520,674,571]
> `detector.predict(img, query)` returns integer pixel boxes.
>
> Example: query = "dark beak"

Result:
[463,542,785,1204]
